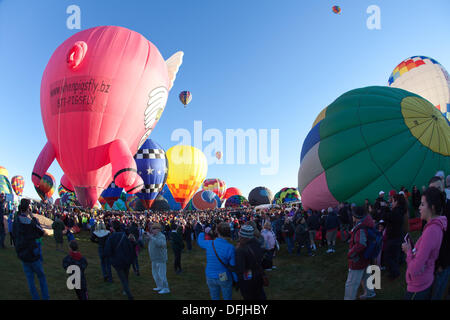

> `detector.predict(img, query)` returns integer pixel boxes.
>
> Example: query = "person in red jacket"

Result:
[344,206,376,300]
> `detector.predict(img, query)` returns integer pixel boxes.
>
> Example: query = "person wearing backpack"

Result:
[344,206,376,300]
[104,220,137,300]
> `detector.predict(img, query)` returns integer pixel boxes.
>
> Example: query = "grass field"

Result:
[0,231,415,300]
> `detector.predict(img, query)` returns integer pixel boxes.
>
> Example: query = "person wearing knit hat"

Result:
[235,223,267,300]
[239,224,254,239]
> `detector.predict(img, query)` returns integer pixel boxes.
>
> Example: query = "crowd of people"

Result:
[1,172,449,301]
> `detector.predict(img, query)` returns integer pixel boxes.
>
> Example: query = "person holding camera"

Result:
[197,222,237,300]
[13,198,49,300]
[402,187,447,300]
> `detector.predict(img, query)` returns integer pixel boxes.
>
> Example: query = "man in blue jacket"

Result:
[197,222,237,300]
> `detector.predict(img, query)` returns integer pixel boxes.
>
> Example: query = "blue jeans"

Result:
[22,260,49,300]
[206,277,233,300]
[432,266,450,300]
[98,247,112,281]
[114,265,133,300]
[285,236,294,254]
[405,285,432,300]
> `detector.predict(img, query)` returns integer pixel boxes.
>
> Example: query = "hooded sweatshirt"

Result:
[405,216,447,293]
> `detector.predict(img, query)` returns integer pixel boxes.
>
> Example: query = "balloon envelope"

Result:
[299,86,450,211]
[179,91,192,106]
[388,56,450,120]
[159,184,181,210]
[248,187,273,206]
[225,195,249,208]
[134,138,168,209]
[165,145,208,209]
[151,195,171,211]
[202,178,227,200]
[273,188,300,204]
[11,176,25,196]
[185,190,221,211]
[224,187,242,200]
[34,173,55,201]
[101,182,123,208]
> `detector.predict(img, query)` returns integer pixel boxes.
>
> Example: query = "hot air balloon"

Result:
[34,172,56,202]
[225,195,249,208]
[151,195,171,211]
[159,184,181,210]
[299,86,450,211]
[100,182,123,208]
[215,151,222,160]
[126,195,145,211]
[179,91,192,107]
[134,138,168,209]
[11,176,25,197]
[0,166,8,177]
[184,190,221,211]
[273,188,300,204]
[165,145,208,209]
[202,178,227,200]
[388,56,450,120]
[248,187,274,206]
[332,5,341,14]
[32,26,183,208]
[113,198,127,211]
[223,187,242,200]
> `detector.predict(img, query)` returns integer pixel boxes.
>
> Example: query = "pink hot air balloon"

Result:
[32,26,183,208]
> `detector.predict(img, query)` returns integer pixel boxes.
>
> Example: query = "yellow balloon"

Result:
[0,166,9,177]
[166,145,208,209]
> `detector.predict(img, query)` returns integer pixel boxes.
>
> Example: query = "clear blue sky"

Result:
[0,0,449,201]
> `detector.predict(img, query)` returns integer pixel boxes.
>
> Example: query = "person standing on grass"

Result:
[403,187,447,300]
[63,240,88,300]
[13,198,49,300]
[146,223,170,294]
[344,206,376,300]
[0,193,6,249]
[261,222,277,271]
[104,220,137,300]
[170,223,184,274]
[52,214,65,252]
[197,222,237,300]
[90,221,113,283]
[325,207,340,253]
[234,224,267,300]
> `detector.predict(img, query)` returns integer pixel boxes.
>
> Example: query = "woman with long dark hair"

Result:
[402,187,447,300]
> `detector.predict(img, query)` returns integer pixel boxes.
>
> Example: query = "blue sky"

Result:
[0,0,449,201]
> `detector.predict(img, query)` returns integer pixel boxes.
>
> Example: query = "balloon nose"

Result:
[75,186,103,208]
[67,41,87,70]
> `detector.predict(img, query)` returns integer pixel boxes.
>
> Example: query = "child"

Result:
[63,240,88,300]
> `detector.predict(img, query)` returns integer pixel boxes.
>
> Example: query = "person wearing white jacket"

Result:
[146,223,170,294]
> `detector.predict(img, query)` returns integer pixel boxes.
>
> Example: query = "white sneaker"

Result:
[272,266,277,270]
[153,287,162,291]
[326,249,332,253]
[158,288,170,294]
[264,268,272,271]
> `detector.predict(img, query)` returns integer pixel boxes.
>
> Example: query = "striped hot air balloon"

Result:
[11,176,25,197]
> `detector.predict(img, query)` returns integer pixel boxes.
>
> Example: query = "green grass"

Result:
[0,232,417,300]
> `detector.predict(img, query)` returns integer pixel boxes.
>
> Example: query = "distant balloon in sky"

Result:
[179,91,192,107]
[215,151,222,160]
[32,25,183,208]
[299,86,450,211]
[388,56,450,120]
[134,138,168,209]
[165,145,208,209]
[11,176,25,197]
[332,5,341,14]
